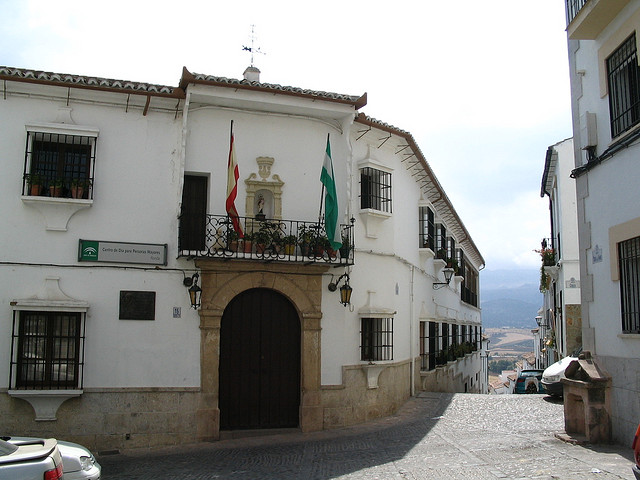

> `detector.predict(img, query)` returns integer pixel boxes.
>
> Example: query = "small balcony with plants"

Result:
[178,214,354,266]
[537,238,557,292]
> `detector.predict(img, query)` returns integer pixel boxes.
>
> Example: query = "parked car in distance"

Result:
[3,436,100,480]
[515,369,545,394]
[632,423,640,480]
[542,348,582,397]
[0,437,64,480]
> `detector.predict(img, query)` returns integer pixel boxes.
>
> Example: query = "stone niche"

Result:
[244,157,284,220]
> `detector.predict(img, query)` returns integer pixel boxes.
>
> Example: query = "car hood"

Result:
[543,356,577,378]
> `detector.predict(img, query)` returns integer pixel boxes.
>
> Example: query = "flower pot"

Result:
[242,240,253,253]
[30,184,42,196]
[255,243,267,254]
[49,186,63,197]
[284,244,296,256]
[71,186,84,199]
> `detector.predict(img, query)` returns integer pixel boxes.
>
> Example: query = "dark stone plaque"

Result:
[119,291,156,320]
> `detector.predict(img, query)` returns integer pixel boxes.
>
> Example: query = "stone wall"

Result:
[321,361,411,429]
[565,303,582,355]
[0,388,201,453]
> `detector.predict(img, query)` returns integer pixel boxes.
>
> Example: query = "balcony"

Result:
[178,214,354,265]
[566,0,630,40]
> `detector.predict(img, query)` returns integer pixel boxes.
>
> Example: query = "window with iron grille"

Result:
[11,311,85,389]
[420,321,439,370]
[360,317,393,361]
[435,224,447,259]
[23,131,96,199]
[360,167,392,213]
[461,262,479,307]
[607,33,640,138]
[619,236,640,334]
[419,206,435,249]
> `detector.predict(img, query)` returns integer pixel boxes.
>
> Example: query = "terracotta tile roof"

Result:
[0,66,184,98]
[179,67,367,109]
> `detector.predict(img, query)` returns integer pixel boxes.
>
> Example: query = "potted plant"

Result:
[227,229,240,252]
[339,234,351,259]
[242,232,254,253]
[49,178,64,197]
[70,178,87,199]
[283,235,297,256]
[27,173,43,196]
[312,234,331,257]
[254,227,271,254]
[270,228,284,254]
[298,225,314,256]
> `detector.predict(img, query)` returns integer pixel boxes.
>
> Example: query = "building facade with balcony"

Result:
[539,137,582,365]
[564,0,640,445]
[0,64,484,451]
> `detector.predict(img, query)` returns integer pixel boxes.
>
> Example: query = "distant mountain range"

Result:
[480,269,542,329]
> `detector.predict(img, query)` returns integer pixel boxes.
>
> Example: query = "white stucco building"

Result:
[539,137,582,363]
[0,64,484,451]
[564,0,640,445]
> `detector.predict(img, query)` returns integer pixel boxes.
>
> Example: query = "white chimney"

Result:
[243,66,261,83]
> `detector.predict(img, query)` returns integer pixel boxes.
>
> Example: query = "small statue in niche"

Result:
[255,194,266,220]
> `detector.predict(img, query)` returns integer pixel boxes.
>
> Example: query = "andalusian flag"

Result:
[226,121,243,237]
[320,135,342,250]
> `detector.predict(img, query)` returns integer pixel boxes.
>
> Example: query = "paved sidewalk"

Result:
[99,392,635,479]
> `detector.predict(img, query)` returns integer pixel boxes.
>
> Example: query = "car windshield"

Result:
[0,439,18,456]
[520,371,541,377]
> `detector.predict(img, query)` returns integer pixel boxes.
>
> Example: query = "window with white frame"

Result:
[23,129,97,199]
[619,235,640,334]
[607,33,640,138]
[360,317,393,361]
[360,167,392,213]
[10,310,85,390]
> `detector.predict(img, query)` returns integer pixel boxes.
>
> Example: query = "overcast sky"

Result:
[1,0,573,272]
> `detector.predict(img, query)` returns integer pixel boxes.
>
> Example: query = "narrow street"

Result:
[99,393,635,479]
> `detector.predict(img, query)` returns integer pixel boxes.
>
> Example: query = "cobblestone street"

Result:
[99,393,635,479]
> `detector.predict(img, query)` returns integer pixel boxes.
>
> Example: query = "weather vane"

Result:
[242,24,265,67]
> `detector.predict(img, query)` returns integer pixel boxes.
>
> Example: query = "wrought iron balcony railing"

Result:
[178,214,354,265]
[566,0,588,24]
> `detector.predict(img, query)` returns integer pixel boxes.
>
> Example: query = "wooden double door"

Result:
[219,288,301,430]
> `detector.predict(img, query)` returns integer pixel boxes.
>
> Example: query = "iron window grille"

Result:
[360,167,392,213]
[360,317,393,361]
[10,311,85,390]
[435,224,447,259]
[420,321,440,370]
[607,34,640,138]
[419,206,435,249]
[619,236,640,334]
[23,131,96,199]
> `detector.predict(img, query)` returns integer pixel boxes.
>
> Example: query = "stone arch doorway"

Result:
[194,261,328,441]
[219,288,301,430]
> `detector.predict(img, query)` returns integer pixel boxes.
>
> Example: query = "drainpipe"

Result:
[410,265,415,397]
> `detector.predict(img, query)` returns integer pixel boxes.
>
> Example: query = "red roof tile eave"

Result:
[179,67,367,110]
[0,66,185,99]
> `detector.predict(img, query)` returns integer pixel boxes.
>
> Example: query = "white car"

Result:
[541,351,581,397]
[0,438,64,480]
[2,436,100,480]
